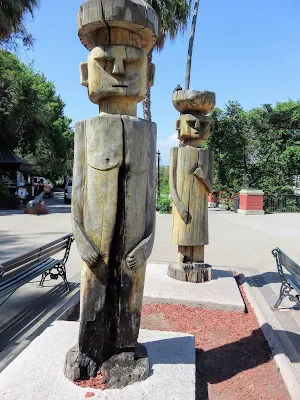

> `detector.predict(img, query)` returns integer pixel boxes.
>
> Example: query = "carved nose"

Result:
[112,57,125,75]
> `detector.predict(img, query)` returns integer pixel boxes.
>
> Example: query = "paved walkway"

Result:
[1,193,300,384]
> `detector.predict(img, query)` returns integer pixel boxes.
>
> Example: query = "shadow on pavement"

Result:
[196,323,297,399]
[0,282,80,371]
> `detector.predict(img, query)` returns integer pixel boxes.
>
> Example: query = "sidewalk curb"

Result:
[240,274,300,400]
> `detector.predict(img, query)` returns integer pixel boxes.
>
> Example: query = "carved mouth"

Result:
[112,85,128,88]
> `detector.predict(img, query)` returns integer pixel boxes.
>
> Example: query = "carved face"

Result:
[80,45,154,104]
[176,114,211,141]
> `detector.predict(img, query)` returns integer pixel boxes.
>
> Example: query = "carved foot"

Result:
[168,262,212,283]
[64,344,98,381]
[100,343,150,389]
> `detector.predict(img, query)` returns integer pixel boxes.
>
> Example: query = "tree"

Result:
[0,50,73,180]
[142,0,190,121]
[208,99,300,194]
[185,0,200,89]
[0,0,39,48]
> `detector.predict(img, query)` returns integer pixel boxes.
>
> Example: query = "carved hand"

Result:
[74,225,101,269]
[126,246,145,270]
[178,202,192,224]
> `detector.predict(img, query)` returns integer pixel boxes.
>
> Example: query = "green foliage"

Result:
[209,99,300,194]
[0,180,12,209]
[157,195,172,214]
[150,0,190,50]
[158,165,170,194]
[0,50,73,180]
[0,0,39,49]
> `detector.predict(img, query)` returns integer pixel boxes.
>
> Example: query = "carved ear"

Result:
[147,63,155,88]
[80,62,88,87]
[175,119,180,138]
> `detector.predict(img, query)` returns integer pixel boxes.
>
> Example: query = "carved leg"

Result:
[178,245,204,263]
[274,283,291,309]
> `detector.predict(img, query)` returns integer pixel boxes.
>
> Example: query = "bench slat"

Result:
[0,261,58,300]
[279,251,300,282]
[3,241,69,274]
[0,259,58,295]
[1,234,72,268]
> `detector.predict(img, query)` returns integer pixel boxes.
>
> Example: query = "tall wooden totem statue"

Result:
[64,0,158,388]
[168,90,215,283]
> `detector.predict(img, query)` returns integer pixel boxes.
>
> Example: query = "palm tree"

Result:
[143,0,190,121]
[185,0,200,89]
[0,0,39,47]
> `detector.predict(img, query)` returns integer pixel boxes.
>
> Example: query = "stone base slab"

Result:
[0,321,195,400]
[237,209,265,215]
[168,263,212,283]
[144,263,245,312]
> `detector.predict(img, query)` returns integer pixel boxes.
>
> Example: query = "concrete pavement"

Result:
[1,192,300,389]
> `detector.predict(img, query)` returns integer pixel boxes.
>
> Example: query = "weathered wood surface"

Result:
[168,263,212,283]
[77,0,158,52]
[65,0,158,383]
[170,146,213,247]
[172,89,216,114]
[170,89,215,271]
[69,114,157,379]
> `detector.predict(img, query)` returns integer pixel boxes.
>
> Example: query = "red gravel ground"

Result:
[140,283,290,400]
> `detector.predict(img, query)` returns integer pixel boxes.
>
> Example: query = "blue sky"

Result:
[20,0,300,163]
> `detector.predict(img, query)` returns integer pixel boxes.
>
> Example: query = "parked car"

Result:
[32,176,54,197]
[64,178,72,203]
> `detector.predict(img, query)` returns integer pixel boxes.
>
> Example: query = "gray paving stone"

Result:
[0,321,195,400]
[144,262,245,312]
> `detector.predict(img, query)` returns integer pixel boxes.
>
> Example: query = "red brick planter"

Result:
[237,189,264,215]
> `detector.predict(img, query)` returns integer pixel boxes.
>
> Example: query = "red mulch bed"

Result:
[140,283,290,400]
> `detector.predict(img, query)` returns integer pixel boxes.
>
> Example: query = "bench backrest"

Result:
[272,247,300,283]
[0,234,74,281]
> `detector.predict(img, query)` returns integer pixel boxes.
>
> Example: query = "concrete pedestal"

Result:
[144,263,245,312]
[0,321,196,400]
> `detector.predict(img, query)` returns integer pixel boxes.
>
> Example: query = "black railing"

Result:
[264,194,300,213]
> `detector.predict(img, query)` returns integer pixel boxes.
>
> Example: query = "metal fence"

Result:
[264,194,300,213]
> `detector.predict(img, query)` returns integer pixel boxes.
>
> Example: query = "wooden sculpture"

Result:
[168,90,215,282]
[64,0,158,388]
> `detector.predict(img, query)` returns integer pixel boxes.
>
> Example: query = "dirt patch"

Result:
[140,285,289,400]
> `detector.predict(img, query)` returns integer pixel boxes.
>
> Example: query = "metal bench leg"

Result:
[274,283,291,309]
[39,272,48,287]
[59,265,70,291]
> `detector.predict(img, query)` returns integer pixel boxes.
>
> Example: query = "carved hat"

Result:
[77,0,158,53]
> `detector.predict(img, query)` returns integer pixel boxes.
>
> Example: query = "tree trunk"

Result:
[185,0,200,90]
[142,49,153,121]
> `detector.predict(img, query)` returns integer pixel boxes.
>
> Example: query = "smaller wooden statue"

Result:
[168,89,215,282]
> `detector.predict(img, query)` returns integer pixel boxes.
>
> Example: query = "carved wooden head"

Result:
[80,44,154,104]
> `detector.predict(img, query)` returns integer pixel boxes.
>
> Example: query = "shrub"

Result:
[0,180,12,209]
[157,195,172,214]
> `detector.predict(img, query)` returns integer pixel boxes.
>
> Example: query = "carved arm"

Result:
[72,121,101,269]
[169,147,190,223]
[193,166,213,193]
[126,124,156,269]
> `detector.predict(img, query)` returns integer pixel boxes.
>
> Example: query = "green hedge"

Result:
[157,196,172,214]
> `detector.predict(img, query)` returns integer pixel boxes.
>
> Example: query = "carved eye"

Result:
[187,120,196,129]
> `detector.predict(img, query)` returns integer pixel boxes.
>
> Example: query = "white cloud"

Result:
[157,133,179,164]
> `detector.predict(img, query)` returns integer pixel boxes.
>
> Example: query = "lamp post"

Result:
[157,150,161,198]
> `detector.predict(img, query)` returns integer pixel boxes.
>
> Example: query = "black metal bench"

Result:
[272,247,300,309]
[0,234,74,303]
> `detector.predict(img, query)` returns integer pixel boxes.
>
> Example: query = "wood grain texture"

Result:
[71,115,156,375]
[170,146,213,246]
[77,0,158,52]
